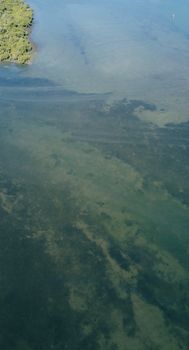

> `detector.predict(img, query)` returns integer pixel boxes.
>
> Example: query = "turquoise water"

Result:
[1,0,189,349]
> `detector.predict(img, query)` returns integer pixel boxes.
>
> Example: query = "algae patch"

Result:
[0,0,33,64]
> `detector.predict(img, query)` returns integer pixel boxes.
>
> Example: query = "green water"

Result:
[0,0,189,349]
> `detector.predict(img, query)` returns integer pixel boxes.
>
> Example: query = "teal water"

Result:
[1,0,189,349]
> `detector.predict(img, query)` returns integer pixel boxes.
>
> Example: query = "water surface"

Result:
[0,0,189,349]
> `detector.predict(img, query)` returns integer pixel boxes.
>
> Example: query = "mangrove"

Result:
[0,0,33,64]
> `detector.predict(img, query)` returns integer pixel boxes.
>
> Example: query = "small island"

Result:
[0,0,33,64]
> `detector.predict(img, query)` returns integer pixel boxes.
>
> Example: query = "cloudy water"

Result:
[0,0,189,349]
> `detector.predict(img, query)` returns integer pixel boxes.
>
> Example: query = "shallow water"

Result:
[0,0,189,349]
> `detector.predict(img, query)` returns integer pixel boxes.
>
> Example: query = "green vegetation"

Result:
[0,0,33,64]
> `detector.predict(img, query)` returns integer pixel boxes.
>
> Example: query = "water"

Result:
[0,0,189,349]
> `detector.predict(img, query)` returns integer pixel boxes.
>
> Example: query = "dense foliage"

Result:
[0,0,33,64]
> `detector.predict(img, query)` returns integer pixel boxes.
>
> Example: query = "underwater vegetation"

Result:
[0,92,189,349]
[0,0,33,64]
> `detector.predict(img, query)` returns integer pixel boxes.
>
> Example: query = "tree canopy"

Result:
[0,0,33,64]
